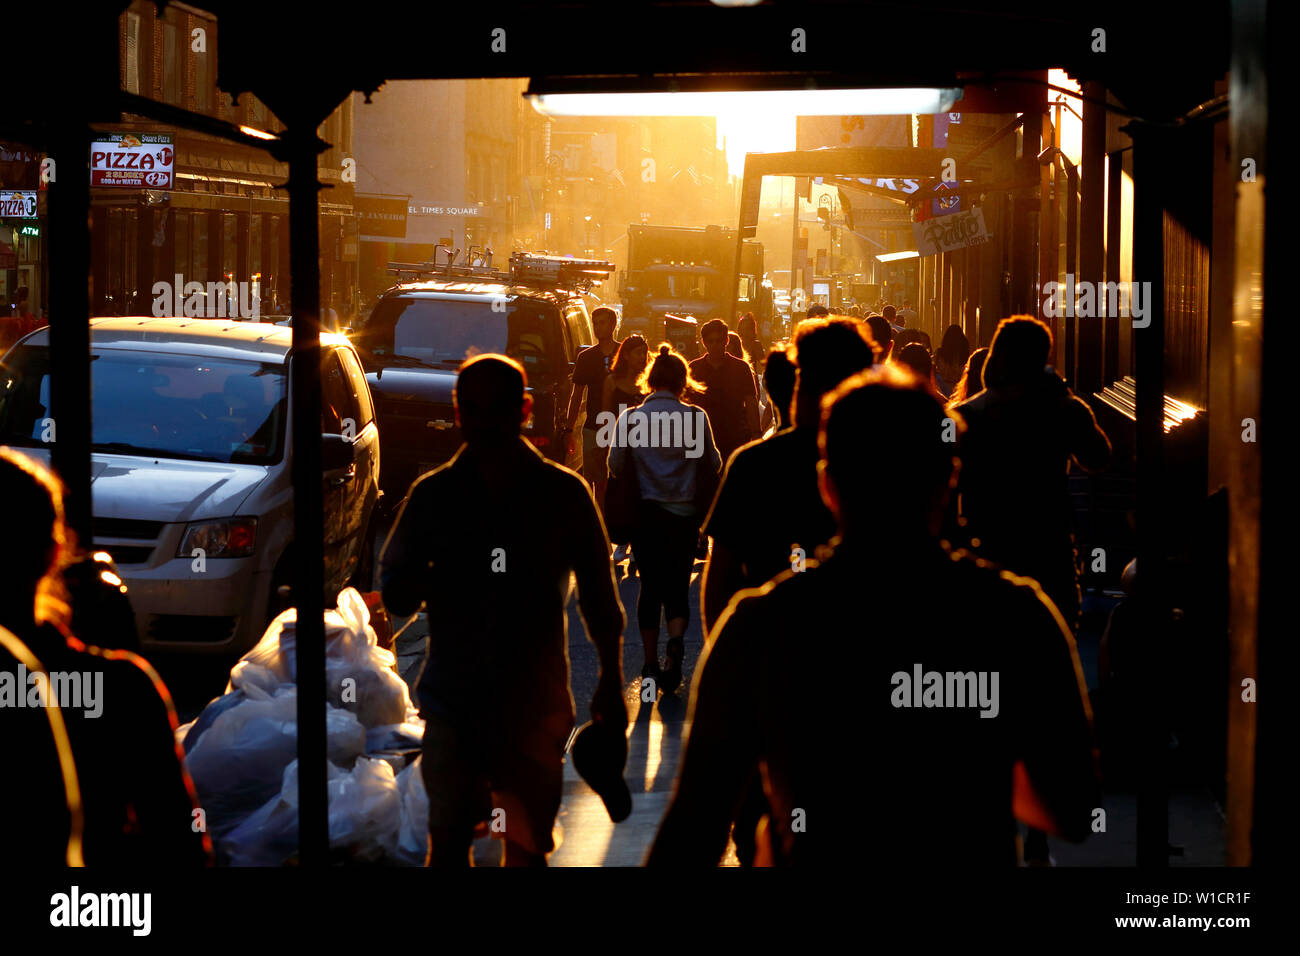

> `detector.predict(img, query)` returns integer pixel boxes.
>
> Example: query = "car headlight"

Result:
[176,518,257,559]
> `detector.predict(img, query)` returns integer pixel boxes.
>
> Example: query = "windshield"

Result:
[645,272,715,301]
[354,296,559,378]
[0,345,286,464]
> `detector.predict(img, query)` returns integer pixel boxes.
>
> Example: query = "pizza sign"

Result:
[0,191,38,219]
[90,133,174,188]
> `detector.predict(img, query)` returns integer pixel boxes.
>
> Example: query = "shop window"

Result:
[249,214,263,276]
[175,211,190,285]
[222,213,237,279]
[192,212,209,281]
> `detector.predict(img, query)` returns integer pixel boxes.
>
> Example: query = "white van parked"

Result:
[0,318,381,655]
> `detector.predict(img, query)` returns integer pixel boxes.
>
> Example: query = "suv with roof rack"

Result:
[353,252,614,506]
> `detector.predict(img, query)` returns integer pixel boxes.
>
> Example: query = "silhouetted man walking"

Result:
[689,318,760,464]
[648,367,1098,866]
[381,354,627,866]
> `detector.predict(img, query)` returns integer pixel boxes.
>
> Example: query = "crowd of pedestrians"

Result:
[4,299,1109,868]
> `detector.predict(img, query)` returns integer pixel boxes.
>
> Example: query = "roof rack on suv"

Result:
[387,251,615,293]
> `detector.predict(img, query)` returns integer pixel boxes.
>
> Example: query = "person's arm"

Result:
[565,347,592,432]
[701,541,746,640]
[568,476,627,729]
[379,479,431,618]
[1010,584,1100,842]
[1066,394,1111,473]
[115,654,214,865]
[606,411,627,481]
[700,453,747,636]
[646,599,760,865]
[743,366,761,439]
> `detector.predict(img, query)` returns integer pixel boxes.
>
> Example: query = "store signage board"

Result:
[1,190,38,219]
[913,206,991,256]
[90,133,174,189]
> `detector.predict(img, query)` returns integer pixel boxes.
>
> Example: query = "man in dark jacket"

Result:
[381,354,627,866]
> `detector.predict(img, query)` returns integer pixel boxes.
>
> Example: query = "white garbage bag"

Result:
[185,688,366,839]
[224,757,405,866]
[394,756,429,867]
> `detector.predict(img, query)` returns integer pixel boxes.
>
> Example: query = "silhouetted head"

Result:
[983,316,1052,388]
[700,318,729,358]
[865,315,893,362]
[937,324,971,367]
[738,313,758,342]
[725,331,746,361]
[0,448,71,632]
[950,347,989,404]
[883,305,898,324]
[611,334,648,381]
[896,342,934,382]
[592,306,617,342]
[806,303,829,319]
[791,317,878,429]
[454,354,532,446]
[642,343,702,398]
[819,366,962,539]
[763,347,796,429]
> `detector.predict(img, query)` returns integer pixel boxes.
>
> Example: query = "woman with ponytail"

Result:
[606,344,722,694]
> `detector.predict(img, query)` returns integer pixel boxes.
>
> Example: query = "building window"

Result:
[249,214,263,276]
[161,20,180,106]
[175,211,190,285]
[222,213,237,279]
[192,212,209,281]
[123,11,140,95]
[194,26,211,113]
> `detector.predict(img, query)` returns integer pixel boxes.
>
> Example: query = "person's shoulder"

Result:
[943,545,1066,627]
[406,451,463,497]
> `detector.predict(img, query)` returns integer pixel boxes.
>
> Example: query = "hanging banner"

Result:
[913,207,991,256]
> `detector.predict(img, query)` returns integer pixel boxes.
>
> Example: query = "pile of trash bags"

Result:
[179,588,428,865]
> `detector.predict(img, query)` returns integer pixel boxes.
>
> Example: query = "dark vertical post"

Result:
[1064,162,1079,386]
[1079,81,1107,395]
[1129,121,1169,867]
[1104,151,1123,383]
[48,123,94,545]
[286,125,328,866]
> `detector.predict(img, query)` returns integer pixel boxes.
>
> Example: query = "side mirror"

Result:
[321,433,355,470]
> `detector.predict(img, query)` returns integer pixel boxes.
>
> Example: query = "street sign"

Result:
[90,133,174,189]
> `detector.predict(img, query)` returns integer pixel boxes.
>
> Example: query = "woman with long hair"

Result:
[601,333,649,417]
[738,312,763,373]
[946,346,989,409]
[606,345,722,694]
[934,324,972,398]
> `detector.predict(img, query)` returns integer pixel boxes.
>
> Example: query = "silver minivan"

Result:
[0,318,380,655]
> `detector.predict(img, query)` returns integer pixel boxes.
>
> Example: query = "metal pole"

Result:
[48,123,93,546]
[1129,121,1169,868]
[1079,80,1108,395]
[1064,162,1079,387]
[287,127,328,866]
